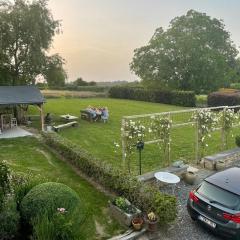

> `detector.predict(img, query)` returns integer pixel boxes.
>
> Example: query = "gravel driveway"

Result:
[158,180,223,240]
[140,168,224,240]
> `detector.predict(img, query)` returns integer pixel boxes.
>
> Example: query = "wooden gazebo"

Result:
[0,86,45,131]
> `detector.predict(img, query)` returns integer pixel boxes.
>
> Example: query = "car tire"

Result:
[190,216,197,221]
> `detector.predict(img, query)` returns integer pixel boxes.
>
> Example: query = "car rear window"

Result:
[197,181,240,210]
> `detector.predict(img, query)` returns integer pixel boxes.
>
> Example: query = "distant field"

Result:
[41,89,107,98]
[30,98,240,174]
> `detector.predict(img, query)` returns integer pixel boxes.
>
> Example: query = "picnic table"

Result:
[60,114,78,122]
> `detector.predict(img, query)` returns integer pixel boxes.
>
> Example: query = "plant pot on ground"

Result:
[183,171,197,185]
[132,216,144,231]
[145,212,159,232]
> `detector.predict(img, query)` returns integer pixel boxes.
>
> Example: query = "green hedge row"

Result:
[42,132,177,224]
[109,87,196,107]
[208,91,240,107]
[39,85,109,92]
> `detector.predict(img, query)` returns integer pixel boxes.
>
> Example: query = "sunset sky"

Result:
[48,0,240,82]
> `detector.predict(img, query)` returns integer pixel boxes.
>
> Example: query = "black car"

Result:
[187,167,240,240]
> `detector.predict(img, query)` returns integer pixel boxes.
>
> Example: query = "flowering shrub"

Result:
[149,115,172,165]
[219,108,239,149]
[192,109,218,160]
[122,120,145,171]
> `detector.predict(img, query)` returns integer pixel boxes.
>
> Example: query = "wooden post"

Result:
[167,112,171,166]
[37,104,44,131]
[195,116,199,164]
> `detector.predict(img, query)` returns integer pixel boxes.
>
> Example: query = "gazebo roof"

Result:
[0,86,45,105]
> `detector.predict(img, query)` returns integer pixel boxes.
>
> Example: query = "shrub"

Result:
[230,83,240,90]
[32,208,80,240]
[196,95,208,107]
[20,182,81,223]
[208,91,240,107]
[109,86,196,107]
[42,132,177,224]
[0,160,10,194]
[236,135,240,147]
[12,173,48,209]
[0,195,20,240]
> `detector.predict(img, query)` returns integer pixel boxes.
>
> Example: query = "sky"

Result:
[48,0,240,83]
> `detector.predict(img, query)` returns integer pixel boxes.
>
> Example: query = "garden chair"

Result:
[11,118,17,128]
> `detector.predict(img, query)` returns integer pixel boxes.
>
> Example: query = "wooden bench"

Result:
[53,121,78,132]
[202,148,240,170]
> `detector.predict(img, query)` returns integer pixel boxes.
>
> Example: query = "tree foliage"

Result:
[72,77,96,86]
[44,54,66,87]
[0,0,61,86]
[130,10,238,93]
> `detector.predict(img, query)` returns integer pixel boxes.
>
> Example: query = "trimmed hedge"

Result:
[108,87,196,107]
[43,85,109,92]
[42,132,177,224]
[20,182,81,223]
[208,91,240,107]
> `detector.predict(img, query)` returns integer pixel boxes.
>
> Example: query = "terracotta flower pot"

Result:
[132,217,144,231]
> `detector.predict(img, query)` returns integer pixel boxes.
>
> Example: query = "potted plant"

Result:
[109,197,141,226]
[184,171,197,185]
[145,212,158,232]
[131,215,144,231]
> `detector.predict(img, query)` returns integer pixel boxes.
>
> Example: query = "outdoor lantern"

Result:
[136,140,144,175]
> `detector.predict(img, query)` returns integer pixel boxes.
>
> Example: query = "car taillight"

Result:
[189,191,199,203]
[223,213,240,224]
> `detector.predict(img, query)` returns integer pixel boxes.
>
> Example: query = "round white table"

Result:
[154,172,180,194]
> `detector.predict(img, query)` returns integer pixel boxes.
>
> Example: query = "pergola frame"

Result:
[121,105,240,171]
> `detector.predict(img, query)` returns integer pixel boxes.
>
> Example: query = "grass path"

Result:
[0,136,123,240]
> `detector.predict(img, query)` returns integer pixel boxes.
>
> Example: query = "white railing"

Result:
[121,105,240,172]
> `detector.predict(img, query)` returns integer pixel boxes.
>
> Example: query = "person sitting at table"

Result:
[101,107,109,123]
[86,106,97,120]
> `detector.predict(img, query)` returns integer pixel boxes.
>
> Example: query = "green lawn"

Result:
[30,98,240,174]
[0,137,123,240]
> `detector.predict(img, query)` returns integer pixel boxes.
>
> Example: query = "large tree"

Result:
[0,0,61,85]
[130,10,238,93]
[44,54,66,87]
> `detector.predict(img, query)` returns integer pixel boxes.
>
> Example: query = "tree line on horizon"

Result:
[0,2,239,93]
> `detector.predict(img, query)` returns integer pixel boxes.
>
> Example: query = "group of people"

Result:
[86,106,109,122]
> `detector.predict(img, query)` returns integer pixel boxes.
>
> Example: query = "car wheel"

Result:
[190,216,197,221]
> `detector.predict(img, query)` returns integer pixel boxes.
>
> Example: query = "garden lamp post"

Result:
[136,140,144,175]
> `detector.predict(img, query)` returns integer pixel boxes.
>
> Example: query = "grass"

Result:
[30,97,240,175]
[0,136,124,240]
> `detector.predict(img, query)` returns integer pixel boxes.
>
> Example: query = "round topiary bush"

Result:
[20,182,81,223]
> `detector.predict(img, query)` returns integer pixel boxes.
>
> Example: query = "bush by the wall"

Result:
[42,132,177,224]
[109,86,196,107]
[208,91,240,107]
[20,182,81,223]
[0,196,20,240]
